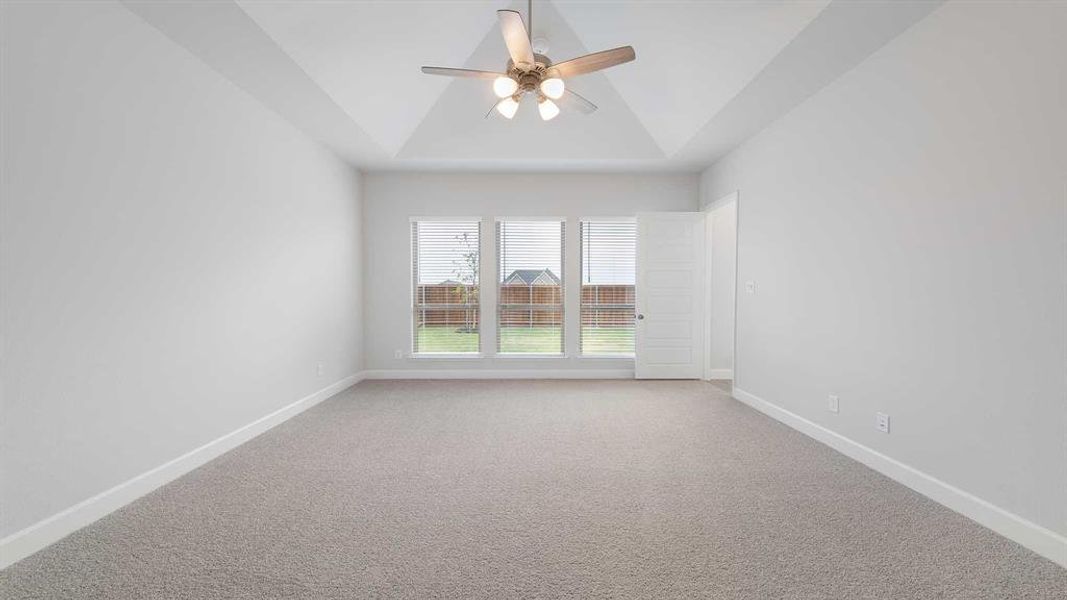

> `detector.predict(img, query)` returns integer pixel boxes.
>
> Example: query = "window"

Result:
[497,220,565,354]
[580,220,636,356]
[411,220,480,354]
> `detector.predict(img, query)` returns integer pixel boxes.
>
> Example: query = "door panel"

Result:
[635,212,705,379]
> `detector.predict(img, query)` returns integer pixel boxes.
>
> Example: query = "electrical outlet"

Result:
[316,363,324,377]
[394,350,404,359]
[827,394,839,413]
[876,412,890,433]
[745,280,756,294]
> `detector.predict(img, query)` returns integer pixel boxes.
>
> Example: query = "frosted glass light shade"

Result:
[539,78,565,100]
[493,77,519,98]
[496,97,520,119]
[538,98,560,121]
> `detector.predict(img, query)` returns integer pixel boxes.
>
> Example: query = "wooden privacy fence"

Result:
[416,284,635,329]
[580,285,635,326]
[414,284,479,329]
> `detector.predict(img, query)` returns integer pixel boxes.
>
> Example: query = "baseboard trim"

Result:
[363,369,634,380]
[731,387,1067,568]
[0,372,365,570]
[705,369,733,380]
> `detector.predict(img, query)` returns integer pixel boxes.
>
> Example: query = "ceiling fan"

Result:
[421,0,636,121]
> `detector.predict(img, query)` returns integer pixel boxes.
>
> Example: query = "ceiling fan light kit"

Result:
[421,0,635,121]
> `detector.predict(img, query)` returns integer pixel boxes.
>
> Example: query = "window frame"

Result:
[578,217,637,358]
[494,217,567,357]
[409,217,484,358]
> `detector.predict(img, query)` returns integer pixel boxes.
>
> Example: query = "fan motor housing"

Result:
[507,54,555,92]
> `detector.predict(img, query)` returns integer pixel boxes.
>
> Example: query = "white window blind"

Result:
[411,220,480,354]
[580,220,636,356]
[497,220,565,354]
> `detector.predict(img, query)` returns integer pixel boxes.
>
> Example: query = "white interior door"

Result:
[635,212,705,379]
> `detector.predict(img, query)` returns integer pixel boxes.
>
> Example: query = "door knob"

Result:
[636,314,645,320]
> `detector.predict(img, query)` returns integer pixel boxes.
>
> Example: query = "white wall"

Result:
[362,172,698,374]
[703,193,737,379]
[702,0,1066,542]
[0,1,363,540]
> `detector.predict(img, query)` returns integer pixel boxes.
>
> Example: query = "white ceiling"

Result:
[125,0,941,172]
[237,1,503,157]
[552,1,826,156]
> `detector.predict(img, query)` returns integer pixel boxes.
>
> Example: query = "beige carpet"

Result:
[2,380,1064,599]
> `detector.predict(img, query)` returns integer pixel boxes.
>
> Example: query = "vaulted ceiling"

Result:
[124,0,941,172]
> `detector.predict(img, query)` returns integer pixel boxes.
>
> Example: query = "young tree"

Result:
[451,232,479,334]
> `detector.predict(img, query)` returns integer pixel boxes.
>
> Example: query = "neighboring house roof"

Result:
[504,269,560,286]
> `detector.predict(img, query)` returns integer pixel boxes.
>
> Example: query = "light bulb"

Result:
[538,97,560,121]
[539,77,565,100]
[496,96,520,119]
[493,76,518,99]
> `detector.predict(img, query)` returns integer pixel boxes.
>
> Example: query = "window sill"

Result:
[495,353,568,359]
[410,353,484,360]
[579,354,635,359]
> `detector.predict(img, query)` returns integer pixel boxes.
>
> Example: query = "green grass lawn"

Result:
[499,326,562,354]
[579,327,635,355]
[417,325,479,353]
[416,326,633,355]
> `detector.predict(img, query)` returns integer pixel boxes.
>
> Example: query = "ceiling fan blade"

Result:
[550,46,636,79]
[497,10,534,67]
[558,89,597,115]
[422,66,503,79]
